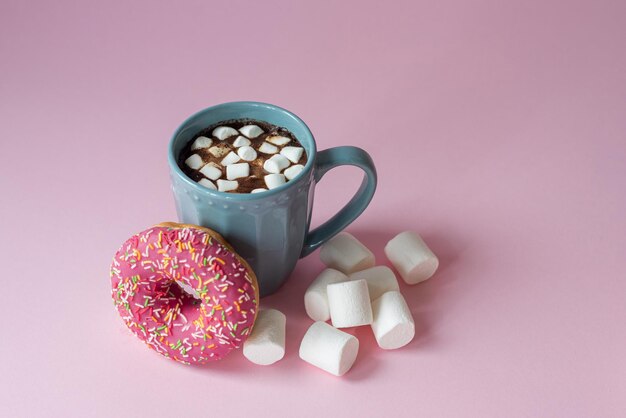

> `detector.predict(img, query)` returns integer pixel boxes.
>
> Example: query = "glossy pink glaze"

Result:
[110,225,258,364]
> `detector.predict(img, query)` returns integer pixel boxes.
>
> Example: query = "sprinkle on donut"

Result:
[110,223,259,364]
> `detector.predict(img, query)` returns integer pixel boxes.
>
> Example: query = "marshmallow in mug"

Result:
[265,174,286,190]
[258,142,279,154]
[239,124,264,139]
[217,179,238,192]
[266,135,291,146]
[198,178,216,190]
[226,162,249,180]
[212,126,239,140]
[208,144,230,158]
[191,136,212,150]
[280,146,304,164]
[221,151,240,166]
[264,154,290,174]
[284,164,304,180]
[199,163,222,181]
[184,154,204,170]
[233,136,251,148]
[237,146,257,162]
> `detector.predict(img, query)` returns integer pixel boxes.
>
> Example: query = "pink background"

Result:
[1,0,625,417]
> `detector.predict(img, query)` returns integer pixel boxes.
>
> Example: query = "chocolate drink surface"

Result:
[178,119,308,193]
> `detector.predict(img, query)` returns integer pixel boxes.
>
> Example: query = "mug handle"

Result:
[300,146,377,257]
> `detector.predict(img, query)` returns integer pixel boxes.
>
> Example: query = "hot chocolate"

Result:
[178,119,307,193]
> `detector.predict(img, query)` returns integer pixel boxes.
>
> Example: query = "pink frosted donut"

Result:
[110,222,259,364]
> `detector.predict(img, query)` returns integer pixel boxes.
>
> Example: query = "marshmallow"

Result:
[258,142,279,154]
[265,174,286,190]
[208,145,229,158]
[280,146,304,164]
[217,179,238,192]
[304,269,348,321]
[191,136,212,150]
[185,154,205,170]
[327,279,373,328]
[226,162,249,180]
[233,135,251,148]
[384,231,439,284]
[199,162,222,180]
[266,135,291,146]
[197,178,216,190]
[237,145,257,162]
[371,291,415,349]
[212,126,238,140]
[239,124,264,138]
[284,164,304,181]
[221,151,241,166]
[348,266,399,301]
[243,309,286,365]
[319,232,375,274]
[251,188,267,193]
[263,154,291,174]
[299,321,359,377]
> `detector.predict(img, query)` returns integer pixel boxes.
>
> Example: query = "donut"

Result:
[110,222,259,364]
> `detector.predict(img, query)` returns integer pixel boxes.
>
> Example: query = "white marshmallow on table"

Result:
[327,279,373,328]
[191,136,212,150]
[263,154,291,174]
[243,309,286,365]
[280,146,304,164]
[212,126,238,140]
[371,291,415,349]
[208,145,229,158]
[199,162,222,180]
[251,188,267,193]
[348,266,399,301]
[319,232,375,274]
[233,135,251,147]
[384,231,439,284]
[258,142,279,154]
[265,174,286,189]
[184,154,204,170]
[304,268,348,322]
[217,179,238,192]
[197,178,217,190]
[239,124,264,138]
[284,164,304,181]
[221,151,241,166]
[237,145,257,161]
[266,135,291,146]
[226,162,249,180]
[299,321,359,377]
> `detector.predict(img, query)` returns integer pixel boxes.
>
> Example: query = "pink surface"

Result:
[1,1,625,417]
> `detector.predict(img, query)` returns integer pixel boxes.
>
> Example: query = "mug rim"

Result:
[168,101,317,201]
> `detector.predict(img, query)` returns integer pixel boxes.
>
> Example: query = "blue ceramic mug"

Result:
[168,102,377,296]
